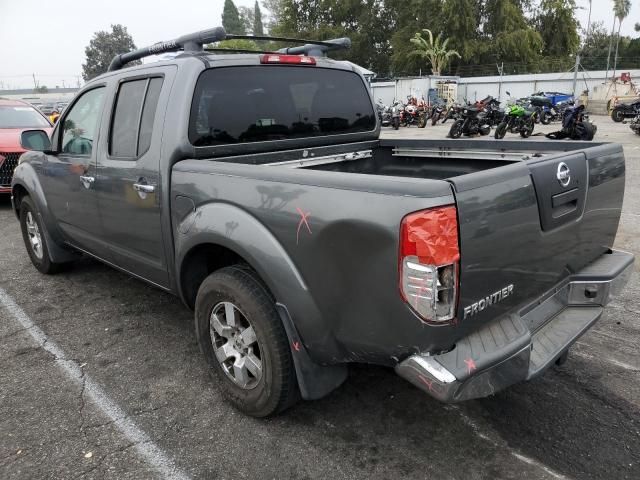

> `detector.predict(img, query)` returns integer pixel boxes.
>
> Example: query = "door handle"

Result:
[133,183,155,193]
[79,175,95,189]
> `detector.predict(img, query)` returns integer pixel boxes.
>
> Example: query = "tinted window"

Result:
[138,77,163,156]
[110,77,163,158]
[110,79,147,157]
[189,66,376,146]
[0,106,50,128]
[61,87,105,156]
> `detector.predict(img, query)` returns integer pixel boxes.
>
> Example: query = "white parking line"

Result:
[0,287,191,480]
[448,405,570,480]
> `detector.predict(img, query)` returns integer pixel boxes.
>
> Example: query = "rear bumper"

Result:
[395,249,634,402]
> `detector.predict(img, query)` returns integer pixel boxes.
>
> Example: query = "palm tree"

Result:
[612,0,631,79]
[409,29,460,76]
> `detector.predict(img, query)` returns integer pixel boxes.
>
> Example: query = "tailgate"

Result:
[449,143,625,328]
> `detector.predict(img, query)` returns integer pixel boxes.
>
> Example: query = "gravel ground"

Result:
[0,115,638,480]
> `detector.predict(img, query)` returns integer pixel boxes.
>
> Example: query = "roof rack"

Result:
[107,27,351,72]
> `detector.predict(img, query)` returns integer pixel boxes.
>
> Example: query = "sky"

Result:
[1,0,639,89]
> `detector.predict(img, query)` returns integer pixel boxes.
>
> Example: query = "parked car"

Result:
[0,99,51,194]
[12,27,634,417]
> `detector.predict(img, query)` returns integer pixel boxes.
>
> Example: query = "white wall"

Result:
[372,69,640,105]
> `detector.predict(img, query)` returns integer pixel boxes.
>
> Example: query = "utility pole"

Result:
[572,53,581,98]
[497,62,504,102]
[32,73,38,89]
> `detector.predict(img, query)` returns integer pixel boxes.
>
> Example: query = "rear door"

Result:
[94,67,174,288]
[449,144,625,330]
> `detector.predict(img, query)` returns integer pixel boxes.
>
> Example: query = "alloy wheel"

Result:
[25,211,43,260]
[209,301,262,389]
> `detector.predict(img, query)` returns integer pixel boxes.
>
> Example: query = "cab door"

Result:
[42,86,107,257]
[94,69,173,288]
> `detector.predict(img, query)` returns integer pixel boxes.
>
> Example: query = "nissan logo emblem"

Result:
[557,162,571,187]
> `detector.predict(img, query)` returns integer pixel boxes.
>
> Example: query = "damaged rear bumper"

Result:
[395,249,634,402]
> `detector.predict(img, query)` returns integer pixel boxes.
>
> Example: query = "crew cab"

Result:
[12,28,634,417]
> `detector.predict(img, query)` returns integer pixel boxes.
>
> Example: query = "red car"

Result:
[0,99,52,194]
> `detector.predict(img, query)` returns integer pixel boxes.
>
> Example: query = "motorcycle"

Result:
[611,99,640,122]
[494,103,538,139]
[447,106,491,138]
[376,100,392,127]
[429,102,447,126]
[546,104,597,140]
[628,115,640,136]
[400,102,427,128]
[390,101,402,130]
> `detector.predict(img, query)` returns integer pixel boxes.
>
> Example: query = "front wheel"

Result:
[448,120,464,138]
[195,266,299,417]
[418,115,427,128]
[611,108,625,122]
[392,117,400,130]
[19,196,66,274]
[495,122,507,139]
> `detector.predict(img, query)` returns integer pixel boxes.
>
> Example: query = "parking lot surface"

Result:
[1,116,638,479]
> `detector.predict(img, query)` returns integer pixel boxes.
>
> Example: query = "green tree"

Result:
[612,0,632,77]
[536,0,580,58]
[238,6,255,34]
[254,1,265,35]
[409,29,461,75]
[82,24,138,81]
[222,0,246,34]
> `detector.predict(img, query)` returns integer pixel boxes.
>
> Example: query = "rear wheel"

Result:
[194,266,299,417]
[418,115,427,128]
[448,120,464,138]
[495,122,507,139]
[19,196,65,274]
[541,111,551,125]
[520,119,534,138]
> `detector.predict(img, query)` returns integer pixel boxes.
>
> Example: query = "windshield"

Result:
[189,66,376,146]
[0,105,50,128]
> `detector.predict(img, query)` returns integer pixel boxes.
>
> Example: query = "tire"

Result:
[611,108,625,122]
[520,119,534,138]
[194,266,299,417]
[495,122,507,139]
[392,118,399,130]
[431,114,439,126]
[541,112,551,125]
[19,196,65,274]
[448,120,463,138]
[418,115,427,128]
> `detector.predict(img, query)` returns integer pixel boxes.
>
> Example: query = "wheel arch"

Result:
[174,202,348,400]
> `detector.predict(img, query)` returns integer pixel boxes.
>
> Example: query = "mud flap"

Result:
[276,303,348,400]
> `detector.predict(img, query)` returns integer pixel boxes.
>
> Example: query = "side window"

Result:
[61,87,105,156]
[109,77,163,158]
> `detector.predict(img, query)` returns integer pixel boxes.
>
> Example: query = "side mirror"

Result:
[506,91,511,96]
[20,130,51,152]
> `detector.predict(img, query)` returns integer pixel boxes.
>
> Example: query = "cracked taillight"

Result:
[400,206,460,324]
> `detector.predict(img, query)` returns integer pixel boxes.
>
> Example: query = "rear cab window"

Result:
[189,66,376,146]
[109,77,164,158]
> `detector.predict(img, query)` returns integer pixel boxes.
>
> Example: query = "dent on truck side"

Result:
[170,161,458,367]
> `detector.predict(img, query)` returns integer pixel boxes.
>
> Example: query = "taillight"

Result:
[260,54,316,65]
[399,206,460,324]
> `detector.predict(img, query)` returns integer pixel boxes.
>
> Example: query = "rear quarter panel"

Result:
[172,161,457,364]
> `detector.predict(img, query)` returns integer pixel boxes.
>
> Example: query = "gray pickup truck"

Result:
[12,28,634,417]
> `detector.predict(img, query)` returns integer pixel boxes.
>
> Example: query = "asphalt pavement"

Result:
[1,116,638,479]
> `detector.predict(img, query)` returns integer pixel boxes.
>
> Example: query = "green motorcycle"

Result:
[494,103,537,139]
